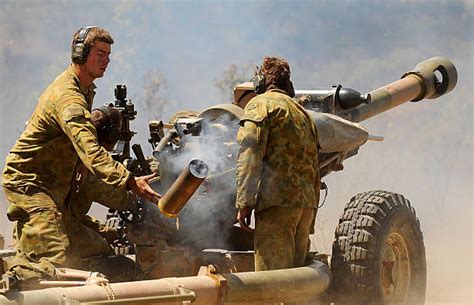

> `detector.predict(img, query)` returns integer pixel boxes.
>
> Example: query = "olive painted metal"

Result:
[344,56,457,122]
[0,261,330,305]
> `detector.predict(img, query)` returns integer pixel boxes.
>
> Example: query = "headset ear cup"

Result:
[81,44,90,63]
[72,43,85,64]
[71,26,94,64]
[98,125,120,145]
[253,74,266,94]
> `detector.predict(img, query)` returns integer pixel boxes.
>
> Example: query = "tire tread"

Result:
[330,190,424,304]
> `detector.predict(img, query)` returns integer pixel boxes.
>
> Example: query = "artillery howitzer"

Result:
[0,57,457,305]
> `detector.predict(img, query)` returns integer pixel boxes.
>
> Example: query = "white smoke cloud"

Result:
[0,0,472,302]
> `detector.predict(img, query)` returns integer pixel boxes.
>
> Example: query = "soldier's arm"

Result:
[235,101,269,209]
[82,174,134,212]
[57,100,130,189]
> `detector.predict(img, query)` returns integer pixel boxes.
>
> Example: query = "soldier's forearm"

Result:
[236,148,262,209]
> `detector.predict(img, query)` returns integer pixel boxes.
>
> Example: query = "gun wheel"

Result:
[330,190,426,305]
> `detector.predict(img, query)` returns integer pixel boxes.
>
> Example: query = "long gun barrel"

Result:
[343,56,457,122]
[153,129,178,157]
[292,57,458,177]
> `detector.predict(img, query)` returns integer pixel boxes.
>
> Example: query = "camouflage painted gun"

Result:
[0,57,457,305]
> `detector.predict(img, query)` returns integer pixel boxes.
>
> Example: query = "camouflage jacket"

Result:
[2,66,130,208]
[235,89,320,211]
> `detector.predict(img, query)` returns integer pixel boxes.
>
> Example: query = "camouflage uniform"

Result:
[64,168,137,281]
[2,66,131,281]
[236,89,320,271]
[66,162,133,257]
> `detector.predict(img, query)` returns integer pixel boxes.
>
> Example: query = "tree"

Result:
[215,63,254,102]
[143,69,168,121]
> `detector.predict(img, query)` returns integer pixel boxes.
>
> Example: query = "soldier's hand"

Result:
[127,172,162,204]
[237,207,254,232]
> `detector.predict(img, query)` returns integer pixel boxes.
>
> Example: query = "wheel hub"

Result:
[381,232,411,304]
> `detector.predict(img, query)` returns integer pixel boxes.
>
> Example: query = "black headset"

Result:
[94,106,121,145]
[71,26,96,64]
[251,65,296,97]
[252,67,266,95]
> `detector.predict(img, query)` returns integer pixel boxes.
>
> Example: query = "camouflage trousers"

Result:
[254,206,316,305]
[254,206,316,271]
[3,186,133,282]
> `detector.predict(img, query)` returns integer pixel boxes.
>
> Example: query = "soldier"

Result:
[1,26,160,284]
[235,57,320,273]
[67,106,131,252]
[64,106,140,281]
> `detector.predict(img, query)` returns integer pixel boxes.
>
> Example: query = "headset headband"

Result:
[75,26,96,43]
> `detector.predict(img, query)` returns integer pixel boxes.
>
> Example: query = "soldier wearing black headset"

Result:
[235,57,320,277]
[2,26,160,285]
[57,106,140,282]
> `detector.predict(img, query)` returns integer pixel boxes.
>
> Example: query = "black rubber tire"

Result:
[330,190,426,305]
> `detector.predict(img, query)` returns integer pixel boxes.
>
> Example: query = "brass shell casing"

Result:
[158,159,208,218]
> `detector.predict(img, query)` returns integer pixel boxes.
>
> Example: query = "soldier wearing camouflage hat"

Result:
[235,57,320,273]
[54,106,151,281]
[2,26,160,285]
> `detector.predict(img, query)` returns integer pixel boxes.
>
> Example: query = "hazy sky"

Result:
[0,0,472,302]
